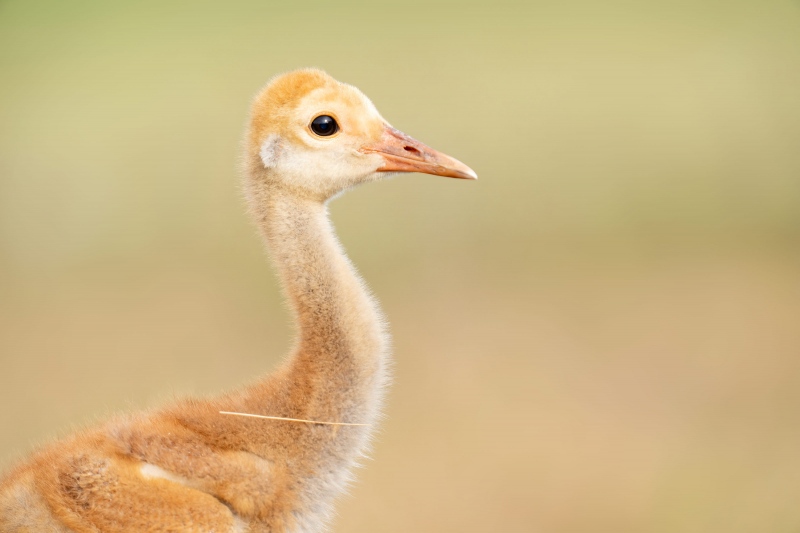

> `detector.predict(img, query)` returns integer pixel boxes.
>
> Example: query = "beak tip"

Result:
[455,165,478,180]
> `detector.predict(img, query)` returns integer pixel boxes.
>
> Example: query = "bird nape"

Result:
[0,68,476,533]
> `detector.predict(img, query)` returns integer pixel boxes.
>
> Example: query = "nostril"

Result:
[403,146,421,155]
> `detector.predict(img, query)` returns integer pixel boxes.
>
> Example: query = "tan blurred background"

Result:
[2,0,800,531]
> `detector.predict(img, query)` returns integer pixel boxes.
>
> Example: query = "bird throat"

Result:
[259,191,389,427]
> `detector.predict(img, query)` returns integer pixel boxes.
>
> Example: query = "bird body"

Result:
[0,69,475,532]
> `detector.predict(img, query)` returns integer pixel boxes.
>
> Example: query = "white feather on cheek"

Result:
[259,134,281,168]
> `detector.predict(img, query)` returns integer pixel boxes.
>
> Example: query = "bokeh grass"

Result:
[1,1,800,531]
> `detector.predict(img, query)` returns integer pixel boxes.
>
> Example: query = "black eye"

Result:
[310,115,338,137]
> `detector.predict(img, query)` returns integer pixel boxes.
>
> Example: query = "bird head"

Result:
[245,68,476,200]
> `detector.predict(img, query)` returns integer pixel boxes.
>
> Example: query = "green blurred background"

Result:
[2,0,800,531]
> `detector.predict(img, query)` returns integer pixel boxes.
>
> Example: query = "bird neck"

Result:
[256,188,389,423]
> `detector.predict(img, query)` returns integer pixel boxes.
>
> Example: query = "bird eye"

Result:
[310,115,338,137]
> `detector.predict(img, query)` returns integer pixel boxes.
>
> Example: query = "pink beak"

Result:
[360,125,477,180]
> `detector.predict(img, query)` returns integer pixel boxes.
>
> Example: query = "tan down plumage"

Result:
[0,68,476,532]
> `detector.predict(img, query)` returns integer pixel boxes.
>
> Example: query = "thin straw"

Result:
[219,411,368,427]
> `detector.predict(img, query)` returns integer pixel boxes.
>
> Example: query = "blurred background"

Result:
[1,0,799,531]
